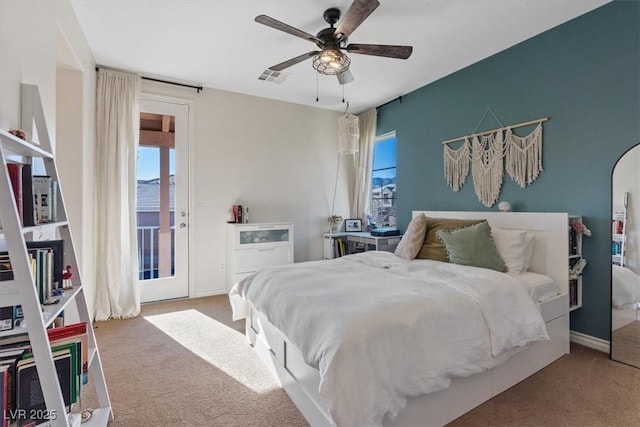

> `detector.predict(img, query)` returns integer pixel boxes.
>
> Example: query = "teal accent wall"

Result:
[376,1,640,341]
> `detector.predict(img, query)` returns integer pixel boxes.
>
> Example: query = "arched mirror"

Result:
[611,143,640,368]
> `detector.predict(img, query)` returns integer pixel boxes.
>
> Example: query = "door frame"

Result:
[139,94,194,302]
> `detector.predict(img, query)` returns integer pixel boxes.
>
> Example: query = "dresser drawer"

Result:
[235,223,293,248]
[226,222,294,291]
[234,246,293,273]
[540,292,569,322]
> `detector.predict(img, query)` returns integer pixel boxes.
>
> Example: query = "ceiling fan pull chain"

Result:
[316,73,319,102]
[342,86,345,103]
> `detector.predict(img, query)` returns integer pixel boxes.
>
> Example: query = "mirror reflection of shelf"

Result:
[611,193,628,267]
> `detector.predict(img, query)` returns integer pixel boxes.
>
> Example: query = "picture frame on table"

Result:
[345,219,362,232]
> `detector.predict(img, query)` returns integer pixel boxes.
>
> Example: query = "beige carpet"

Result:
[83,296,307,426]
[84,296,640,426]
[611,320,640,368]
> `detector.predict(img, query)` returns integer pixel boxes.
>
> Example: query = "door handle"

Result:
[179,223,187,228]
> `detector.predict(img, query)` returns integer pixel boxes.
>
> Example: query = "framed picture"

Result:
[345,219,362,232]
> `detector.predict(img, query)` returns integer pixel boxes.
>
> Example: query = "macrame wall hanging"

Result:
[441,109,548,207]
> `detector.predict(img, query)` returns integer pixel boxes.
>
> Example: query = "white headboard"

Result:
[413,211,569,294]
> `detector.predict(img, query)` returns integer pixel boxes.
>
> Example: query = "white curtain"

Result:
[94,69,141,321]
[350,108,377,221]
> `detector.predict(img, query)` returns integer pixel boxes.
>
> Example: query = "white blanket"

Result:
[229,251,548,427]
[612,265,640,309]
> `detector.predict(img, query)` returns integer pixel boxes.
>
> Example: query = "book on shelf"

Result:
[333,238,347,257]
[0,254,13,281]
[0,306,13,332]
[16,348,73,426]
[0,364,8,427]
[13,306,23,328]
[26,240,64,291]
[32,175,56,224]
[0,240,64,310]
[230,204,249,224]
[569,278,578,307]
[47,322,88,385]
[7,164,23,225]
[568,226,578,256]
[612,219,624,235]
[612,241,621,255]
[21,165,35,227]
[0,346,29,426]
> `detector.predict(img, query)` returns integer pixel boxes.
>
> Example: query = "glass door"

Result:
[138,98,189,302]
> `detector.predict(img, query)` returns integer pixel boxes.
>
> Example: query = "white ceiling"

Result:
[70,0,609,114]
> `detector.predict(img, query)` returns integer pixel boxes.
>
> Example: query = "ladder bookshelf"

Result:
[0,84,111,426]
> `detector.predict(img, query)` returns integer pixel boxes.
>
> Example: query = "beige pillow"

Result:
[522,232,536,271]
[394,214,428,259]
[415,217,487,262]
[491,227,528,275]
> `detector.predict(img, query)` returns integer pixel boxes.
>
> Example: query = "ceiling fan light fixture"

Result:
[312,49,350,75]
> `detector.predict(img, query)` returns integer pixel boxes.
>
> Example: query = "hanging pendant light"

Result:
[338,103,359,154]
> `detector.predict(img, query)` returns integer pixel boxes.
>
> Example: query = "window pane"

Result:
[370,133,397,228]
[373,136,397,170]
[136,145,176,280]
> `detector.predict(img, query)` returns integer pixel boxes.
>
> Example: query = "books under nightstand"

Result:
[323,232,403,259]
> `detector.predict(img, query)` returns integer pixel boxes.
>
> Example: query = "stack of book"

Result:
[230,204,248,224]
[0,322,88,426]
[0,240,64,332]
[6,163,57,227]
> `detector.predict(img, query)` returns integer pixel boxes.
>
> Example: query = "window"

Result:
[370,132,397,228]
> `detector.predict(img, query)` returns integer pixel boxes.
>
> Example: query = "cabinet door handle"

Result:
[258,248,276,252]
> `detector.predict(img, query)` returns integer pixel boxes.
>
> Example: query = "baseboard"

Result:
[570,330,610,353]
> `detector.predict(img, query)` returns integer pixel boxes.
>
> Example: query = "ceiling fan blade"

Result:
[337,69,355,85]
[255,15,324,45]
[335,0,380,40]
[346,44,413,59]
[268,51,320,72]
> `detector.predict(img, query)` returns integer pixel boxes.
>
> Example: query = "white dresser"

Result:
[226,222,294,290]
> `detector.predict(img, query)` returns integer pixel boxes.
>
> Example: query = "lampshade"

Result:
[338,113,359,154]
[312,48,351,75]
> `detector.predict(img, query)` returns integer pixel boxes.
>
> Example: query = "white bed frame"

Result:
[612,304,639,331]
[245,211,570,426]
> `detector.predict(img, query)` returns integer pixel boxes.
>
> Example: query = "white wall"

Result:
[141,80,349,297]
[613,144,640,273]
[1,1,98,317]
[1,1,351,306]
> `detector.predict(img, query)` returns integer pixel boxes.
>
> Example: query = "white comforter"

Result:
[612,264,640,309]
[229,251,548,427]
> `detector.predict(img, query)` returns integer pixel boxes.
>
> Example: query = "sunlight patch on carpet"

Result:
[144,309,280,393]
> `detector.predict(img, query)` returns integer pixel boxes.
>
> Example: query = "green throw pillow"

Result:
[435,222,507,272]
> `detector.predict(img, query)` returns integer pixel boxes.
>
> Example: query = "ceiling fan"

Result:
[256,0,413,85]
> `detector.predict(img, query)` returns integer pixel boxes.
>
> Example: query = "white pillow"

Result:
[491,227,528,275]
[394,214,427,260]
[522,232,536,272]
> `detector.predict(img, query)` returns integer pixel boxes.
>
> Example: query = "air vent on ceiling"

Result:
[258,69,288,84]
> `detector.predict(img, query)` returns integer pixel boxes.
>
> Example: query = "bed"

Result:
[612,264,640,330]
[229,211,570,426]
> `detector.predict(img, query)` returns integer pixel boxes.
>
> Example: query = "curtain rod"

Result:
[441,117,549,145]
[95,66,203,93]
[377,96,402,109]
